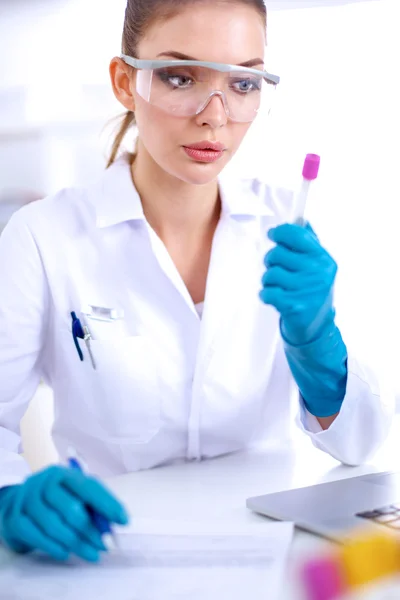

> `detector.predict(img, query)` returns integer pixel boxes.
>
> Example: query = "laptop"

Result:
[246,471,400,543]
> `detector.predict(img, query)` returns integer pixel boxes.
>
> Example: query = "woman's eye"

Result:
[169,75,193,87]
[232,78,262,93]
[157,71,193,88]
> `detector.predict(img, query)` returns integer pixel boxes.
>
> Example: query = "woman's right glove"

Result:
[0,465,129,562]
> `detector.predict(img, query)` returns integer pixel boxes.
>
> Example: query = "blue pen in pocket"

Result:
[67,449,117,549]
[71,312,96,370]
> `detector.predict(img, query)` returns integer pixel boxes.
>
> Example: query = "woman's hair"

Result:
[106,0,267,168]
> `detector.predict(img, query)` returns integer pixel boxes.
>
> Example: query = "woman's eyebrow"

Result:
[156,50,264,67]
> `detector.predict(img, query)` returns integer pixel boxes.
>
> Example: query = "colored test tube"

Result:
[301,554,347,600]
[293,153,321,226]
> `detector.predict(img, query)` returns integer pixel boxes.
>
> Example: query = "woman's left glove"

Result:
[259,222,348,418]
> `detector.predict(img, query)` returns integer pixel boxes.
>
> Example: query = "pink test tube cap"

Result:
[301,556,346,600]
[302,154,321,181]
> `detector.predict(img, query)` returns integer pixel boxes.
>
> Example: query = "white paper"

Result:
[0,521,294,600]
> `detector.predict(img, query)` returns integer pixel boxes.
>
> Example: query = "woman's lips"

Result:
[183,147,225,163]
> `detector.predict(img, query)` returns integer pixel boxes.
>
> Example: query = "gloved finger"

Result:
[22,474,103,560]
[70,538,102,563]
[259,286,287,312]
[43,481,107,551]
[262,267,333,294]
[24,490,79,549]
[261,267,302,291]
[25,494,101,563]
[61,470,129,525]
[268,224,321,254]
[264,245,309,272]
[10,514,69,561]
[259,287,309,315]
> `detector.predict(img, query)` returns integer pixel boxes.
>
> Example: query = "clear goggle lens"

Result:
[136,65,276,123]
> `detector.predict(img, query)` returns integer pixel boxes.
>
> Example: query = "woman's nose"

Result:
[195,92,229,128]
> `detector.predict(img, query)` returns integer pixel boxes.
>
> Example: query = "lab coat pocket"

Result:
[81,335,162,445]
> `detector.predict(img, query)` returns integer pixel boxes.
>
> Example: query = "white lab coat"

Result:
[0,155,394,488]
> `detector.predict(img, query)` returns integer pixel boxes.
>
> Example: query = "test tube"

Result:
[293,153,321,226]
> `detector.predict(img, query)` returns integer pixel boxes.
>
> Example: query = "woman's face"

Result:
[127,3,266,185]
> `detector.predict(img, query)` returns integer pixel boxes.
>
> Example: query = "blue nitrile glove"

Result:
[0,466,129,562]
[259,222,348,418]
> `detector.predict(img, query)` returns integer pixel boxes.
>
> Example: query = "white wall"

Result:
[0,0,129,197]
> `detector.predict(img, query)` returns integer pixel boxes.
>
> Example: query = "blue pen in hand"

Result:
[67,451,117,549]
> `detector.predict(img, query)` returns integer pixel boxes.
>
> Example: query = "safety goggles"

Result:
[121,55,280,123]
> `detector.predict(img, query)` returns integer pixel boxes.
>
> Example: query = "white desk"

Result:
[1,418,399,599]
[105,419,400,600]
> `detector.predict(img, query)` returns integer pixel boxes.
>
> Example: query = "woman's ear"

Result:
[109,57,136,111]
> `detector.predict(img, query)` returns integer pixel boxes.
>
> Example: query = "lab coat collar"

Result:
[91,154,145,228]
[91,154,274,228]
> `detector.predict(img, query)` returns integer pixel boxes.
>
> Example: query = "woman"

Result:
[0,0,393,563]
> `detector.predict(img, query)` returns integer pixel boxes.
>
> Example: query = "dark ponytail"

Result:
[106,111,136,169]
